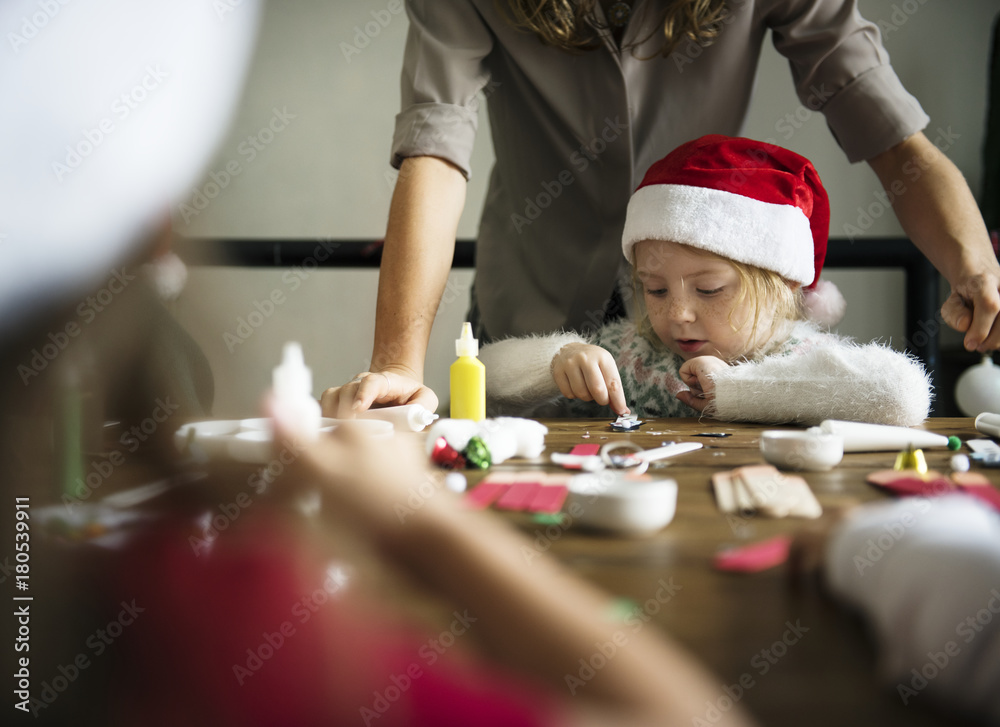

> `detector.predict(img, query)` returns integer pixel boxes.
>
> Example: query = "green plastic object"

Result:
[947,436,961,451]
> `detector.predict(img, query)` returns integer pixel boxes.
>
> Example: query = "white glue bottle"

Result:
[272,342,321,440]
[358,404,439,432]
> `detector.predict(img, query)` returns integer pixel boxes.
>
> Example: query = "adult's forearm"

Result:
[371,156,467,380]
[867,132,995,285]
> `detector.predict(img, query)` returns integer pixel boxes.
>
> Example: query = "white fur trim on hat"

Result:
[622,184,814,285]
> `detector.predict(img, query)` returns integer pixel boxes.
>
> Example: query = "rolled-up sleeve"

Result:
[765,0,929,163]
[392,0,495,178]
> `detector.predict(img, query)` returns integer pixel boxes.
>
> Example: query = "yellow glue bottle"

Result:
[450,322,485,421]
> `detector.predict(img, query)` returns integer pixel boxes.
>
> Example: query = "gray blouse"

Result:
[392,0,929,340]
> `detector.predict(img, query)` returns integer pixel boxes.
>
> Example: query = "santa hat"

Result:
[622,135,845,327]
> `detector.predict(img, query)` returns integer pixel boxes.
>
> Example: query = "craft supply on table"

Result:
[565,471,678,535]
[714,535,793,573]
[358,404,438,432]
[893,443,928,475]
[711,464,821,519]
[975,411,1000,439]
[272,341,321,440]
[610,413,643,431]
[866,468,1000,512]
[551,441,701,472]
[175,417,393,464]
[425,417,547,466]
[450,322,485,421]
[813,420,957,452]
[463,472,571,514]
[759,429,843,471]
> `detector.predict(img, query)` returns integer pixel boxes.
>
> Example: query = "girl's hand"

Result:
[552,343,629,415]
[676,355,729,412]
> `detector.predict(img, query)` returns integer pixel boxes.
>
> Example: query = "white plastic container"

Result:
[760,430,843,471]
[567,472,678,536]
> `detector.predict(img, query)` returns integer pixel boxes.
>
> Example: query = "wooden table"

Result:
[474,417,989,727]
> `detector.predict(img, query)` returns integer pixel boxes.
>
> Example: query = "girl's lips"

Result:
[676,339,705,353]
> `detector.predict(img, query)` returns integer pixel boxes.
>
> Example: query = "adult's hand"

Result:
[867,131,1000,351]
[320,367,439,419]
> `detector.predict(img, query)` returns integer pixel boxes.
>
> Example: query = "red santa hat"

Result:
[622,135,845,326]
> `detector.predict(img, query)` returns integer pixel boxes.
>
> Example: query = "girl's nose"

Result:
[667,294,696,322]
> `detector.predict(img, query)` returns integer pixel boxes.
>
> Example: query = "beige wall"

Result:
[171,0,998,417]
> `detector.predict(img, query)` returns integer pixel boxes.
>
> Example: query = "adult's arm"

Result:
[275,415,755,726]
[321,156,465,417]
[322,0,495,416]
[867,132,1000,351]
[766,0,999,349]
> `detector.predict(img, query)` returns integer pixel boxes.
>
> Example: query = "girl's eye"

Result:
[697,287,724,296]
[645,287,667,297]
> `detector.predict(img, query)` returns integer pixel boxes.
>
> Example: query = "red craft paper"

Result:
[714,535,792,573]
[464,483,510,510]
[495,482,542,510]
[527,485,569,514]
[569,444,600,456]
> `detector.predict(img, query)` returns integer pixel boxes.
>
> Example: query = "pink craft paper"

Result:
[569,444,600,456]
[527,485,569,514]
[495,482,542,510]
[464,483,510,510]
[872,477,955,497]
[714,535,792,573]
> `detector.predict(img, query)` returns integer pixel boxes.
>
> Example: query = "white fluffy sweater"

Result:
[479,319,931,426]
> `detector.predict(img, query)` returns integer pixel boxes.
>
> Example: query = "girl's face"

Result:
[634,239,770,362]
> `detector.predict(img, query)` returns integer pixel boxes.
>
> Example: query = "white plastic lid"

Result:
[455,322,478,357]
[273,342,312,399]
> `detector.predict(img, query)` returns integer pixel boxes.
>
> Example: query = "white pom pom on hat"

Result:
[622,135,845,326]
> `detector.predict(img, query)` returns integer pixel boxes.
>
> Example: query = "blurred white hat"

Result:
[0,0,262,332]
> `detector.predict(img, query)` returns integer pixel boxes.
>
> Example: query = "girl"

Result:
[480,135,931,426]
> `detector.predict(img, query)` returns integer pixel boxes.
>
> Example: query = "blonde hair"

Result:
[632,246,805,360]
[498,0,730,57]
